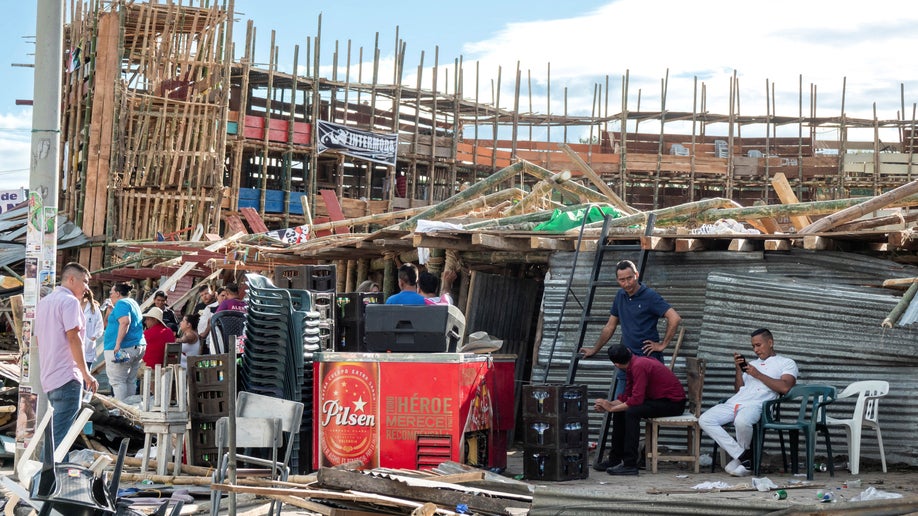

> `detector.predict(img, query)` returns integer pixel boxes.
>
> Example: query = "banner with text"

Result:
[316,120,398,167]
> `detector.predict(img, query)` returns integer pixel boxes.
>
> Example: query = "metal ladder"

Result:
[541,210,656,468]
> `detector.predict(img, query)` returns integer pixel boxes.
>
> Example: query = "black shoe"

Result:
[593,458,623,472]
[740,459,752,471]
[606,464,639,476]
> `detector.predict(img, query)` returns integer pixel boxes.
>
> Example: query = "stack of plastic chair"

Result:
[243,273,314,472]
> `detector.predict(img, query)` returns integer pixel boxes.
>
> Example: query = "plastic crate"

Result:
[191,389,228,416]
[188,355,231,389]
[191,446,221,469]
[522,384,588,419]
[523,447,590,481]
[521,417,589,449]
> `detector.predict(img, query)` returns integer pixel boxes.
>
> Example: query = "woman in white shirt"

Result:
[81,289,105,370]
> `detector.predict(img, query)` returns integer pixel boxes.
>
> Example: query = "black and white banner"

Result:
[316,120,398,166]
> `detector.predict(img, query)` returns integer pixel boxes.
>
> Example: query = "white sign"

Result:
[0,189,26,215]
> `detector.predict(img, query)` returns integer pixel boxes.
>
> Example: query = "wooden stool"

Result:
[139,364,188,476]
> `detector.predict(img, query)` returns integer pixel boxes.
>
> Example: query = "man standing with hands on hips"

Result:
[34,262,99,451]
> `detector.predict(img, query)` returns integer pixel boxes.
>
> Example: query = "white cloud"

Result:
[0,110,32,190]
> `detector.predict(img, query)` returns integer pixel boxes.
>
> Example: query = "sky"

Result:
[1,0,917,191]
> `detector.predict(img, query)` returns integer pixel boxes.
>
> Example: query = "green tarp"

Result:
[533,205,620,232]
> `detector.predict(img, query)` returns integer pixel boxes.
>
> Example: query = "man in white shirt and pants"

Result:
[699,328,798,477]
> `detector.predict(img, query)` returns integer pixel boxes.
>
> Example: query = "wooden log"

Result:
[882,281,918,328]
[771,172,811,230]
[799,179,918,234]
[558,142,635,214]
[834,213,905,232]
[882,277,918,288]
[397,161,525,230]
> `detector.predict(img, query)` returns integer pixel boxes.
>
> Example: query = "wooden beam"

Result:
[675,238,705,252]
[803,235,831,250]
[771,172,811,231]
[881,277,918,288]
[641,236,674,251]
[412,233,473,251]
[764,239,792,251]
[530,236,574,250]
[470,233,533,252]
[728,238,757,252]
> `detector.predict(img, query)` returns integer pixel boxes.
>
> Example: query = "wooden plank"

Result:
[240,207,270,233]
[675,238,705,252]
[320,189,351,235]
[223,213,248,236]
[771,172,811,231]
[764,239,792,251]
[316,468,531,514]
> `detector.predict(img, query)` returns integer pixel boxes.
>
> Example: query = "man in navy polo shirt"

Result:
[581,259,681,469]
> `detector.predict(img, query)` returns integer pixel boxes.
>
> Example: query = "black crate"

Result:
[522,417,589,449]
[522,384,588,419]
[523,447,589,481]
[189,417,220,450]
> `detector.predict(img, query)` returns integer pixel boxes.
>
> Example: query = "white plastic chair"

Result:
[824,380,889,475]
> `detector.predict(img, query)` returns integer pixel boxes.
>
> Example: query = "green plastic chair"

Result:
[753,384,836,480]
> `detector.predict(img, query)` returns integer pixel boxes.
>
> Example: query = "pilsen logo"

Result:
[319,362,379,467]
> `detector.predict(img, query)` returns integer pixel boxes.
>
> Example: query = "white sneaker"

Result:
[724,458,740,475]
[730,464,751,477]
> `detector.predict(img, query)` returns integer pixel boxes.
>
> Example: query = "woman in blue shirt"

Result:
[103,282,146,401]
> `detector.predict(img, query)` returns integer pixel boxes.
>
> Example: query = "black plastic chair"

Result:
[209,310,247,354]
[753,384,836,480]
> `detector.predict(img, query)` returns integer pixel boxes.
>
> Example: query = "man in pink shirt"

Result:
[35,262,98,451]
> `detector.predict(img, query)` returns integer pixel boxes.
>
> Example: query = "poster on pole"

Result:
[315,120,398,167]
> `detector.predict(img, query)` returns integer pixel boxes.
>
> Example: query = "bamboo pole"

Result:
[503,170,571,217]
[464,203,599,230]
[435,188,526,220]
[799,179,918,234]
[881,281,918,328]
[585,198,741,229]
[397,161,525,230]
[519,160,608,204]
[558,143,634,214]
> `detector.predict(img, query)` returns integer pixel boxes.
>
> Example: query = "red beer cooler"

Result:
[313,352,515,471]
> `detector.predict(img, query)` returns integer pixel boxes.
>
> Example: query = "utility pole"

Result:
[16,0,64,468]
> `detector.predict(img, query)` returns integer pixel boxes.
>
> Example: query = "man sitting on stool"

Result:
[593,344,686,475]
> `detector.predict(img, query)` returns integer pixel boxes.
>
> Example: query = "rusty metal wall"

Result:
[534,249,918,466]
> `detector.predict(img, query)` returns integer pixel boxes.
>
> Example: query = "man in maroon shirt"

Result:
[593,344,686,475]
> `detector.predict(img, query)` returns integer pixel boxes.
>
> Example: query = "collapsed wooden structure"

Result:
[57,0,918,275]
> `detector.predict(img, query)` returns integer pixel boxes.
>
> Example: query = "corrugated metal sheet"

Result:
[534,249,918,466]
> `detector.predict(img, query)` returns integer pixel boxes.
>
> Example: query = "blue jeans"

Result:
[46,379,82,455]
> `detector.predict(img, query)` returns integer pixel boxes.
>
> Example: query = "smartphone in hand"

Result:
[737,354,749,372]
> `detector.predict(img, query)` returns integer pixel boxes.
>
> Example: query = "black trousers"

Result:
[610,398,687,467]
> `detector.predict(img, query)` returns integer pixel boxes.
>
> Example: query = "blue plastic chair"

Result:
[754,384,836,480]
